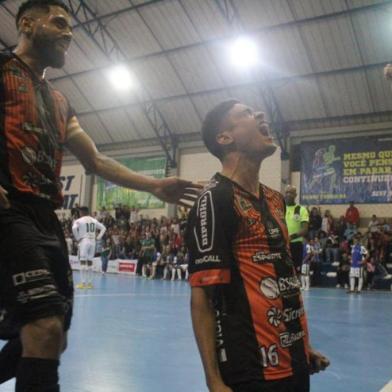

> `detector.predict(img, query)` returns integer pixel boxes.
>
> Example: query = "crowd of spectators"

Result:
[59,204,190,281]
[303,202,392,289]
[58,201,392,288]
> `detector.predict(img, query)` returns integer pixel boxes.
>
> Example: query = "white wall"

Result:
[179,147,282,191]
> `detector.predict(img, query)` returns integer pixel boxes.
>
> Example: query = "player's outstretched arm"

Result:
[65,116,202,207]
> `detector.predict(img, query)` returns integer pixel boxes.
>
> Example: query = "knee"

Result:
[22,317,64,350]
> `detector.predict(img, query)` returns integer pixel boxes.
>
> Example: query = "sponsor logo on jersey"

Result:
[194,191,215,252]
[260,276,301,299]
[252,252,282,264]
[267,307,305,327]
[195,255,222,265]
[260,277,280,299]
[279,330,306,348]
[12,269,51,287]
[239,197,253,212]
[277,276,301,298]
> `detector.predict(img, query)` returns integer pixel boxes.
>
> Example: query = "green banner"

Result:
[96,157,167,209]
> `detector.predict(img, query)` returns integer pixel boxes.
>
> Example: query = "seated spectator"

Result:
[335,216,347,240]
[174,246,189,281]
[149,248,163,280]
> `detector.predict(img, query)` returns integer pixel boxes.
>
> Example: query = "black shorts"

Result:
[290,242,304,271]
[232,369,310,392]
[0,199,74,339]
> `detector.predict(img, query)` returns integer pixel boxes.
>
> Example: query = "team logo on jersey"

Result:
[260,277,280,299]
[194,191,215,252]
[239,197,252,212]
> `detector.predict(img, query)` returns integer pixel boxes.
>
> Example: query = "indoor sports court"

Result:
[1,0,392,391]
[2,272,392,392]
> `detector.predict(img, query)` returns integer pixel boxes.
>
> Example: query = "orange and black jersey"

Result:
[186,173,310,386]
[0,53,74,207]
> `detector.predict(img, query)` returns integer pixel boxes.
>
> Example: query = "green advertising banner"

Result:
[96,157,167,209]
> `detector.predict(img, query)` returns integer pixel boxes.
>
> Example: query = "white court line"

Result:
[380,380,392,392]
[75,292,189,298]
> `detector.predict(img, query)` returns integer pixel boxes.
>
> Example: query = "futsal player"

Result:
[186,100,329,392]
[72,207,106,289]
[0,1,200,390]
[348,236,368,294]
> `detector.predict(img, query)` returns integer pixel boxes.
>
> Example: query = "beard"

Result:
[32,32,66,69]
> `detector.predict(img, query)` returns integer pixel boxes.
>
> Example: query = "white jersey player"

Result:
[72,207,106,289]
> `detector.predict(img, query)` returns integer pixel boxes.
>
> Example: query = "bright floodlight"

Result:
[230,37,259,68]
[108,64,135,91]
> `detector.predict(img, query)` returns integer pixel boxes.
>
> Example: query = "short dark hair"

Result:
[80,206,89,215]
[16,0,70,27]
[201,99,239,160]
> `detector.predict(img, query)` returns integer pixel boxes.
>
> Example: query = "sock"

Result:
[171,269,176,280]
[177,269,182,280]
[358,277,363,292]
[0,338,22,384]
[163,268,167,279]
[305,276,310,290]
[87,266,92,284]
[301,275,306,289]
[350,277,355,291]
[16,358,59,392]
[80,263,86,284]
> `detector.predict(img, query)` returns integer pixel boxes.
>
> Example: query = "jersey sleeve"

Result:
[185,187,237,287]
[300,206,310,223]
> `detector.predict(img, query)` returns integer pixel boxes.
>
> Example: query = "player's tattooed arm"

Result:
[65,116,202,207]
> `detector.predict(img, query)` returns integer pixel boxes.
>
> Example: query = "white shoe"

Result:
[336,284,341,288]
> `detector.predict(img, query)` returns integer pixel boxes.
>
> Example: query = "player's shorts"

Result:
[0,199,74,339]
[79,238,96,261]
[301,264,310,275]
[350,267,363,278]
[231,368,309,392]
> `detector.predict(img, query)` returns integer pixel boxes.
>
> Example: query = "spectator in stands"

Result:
[335,216,347,240]
[101,239,111,274]
[174,246,189,281]
[308,207,322,239]
[140,232,155,278]
[311,237,323,286]
[368,214,380,234]
[149,248,163,280]
[345,201,360,228]
[321,210,333,235]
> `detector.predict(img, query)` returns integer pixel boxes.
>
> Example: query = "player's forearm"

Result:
[191,288,224,388]
[92,153,158,193]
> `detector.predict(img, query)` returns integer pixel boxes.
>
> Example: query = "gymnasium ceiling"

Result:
[1,0,392,150]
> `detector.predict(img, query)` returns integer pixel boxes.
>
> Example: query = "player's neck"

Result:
[221,153,262,198]
[13,44,47,80]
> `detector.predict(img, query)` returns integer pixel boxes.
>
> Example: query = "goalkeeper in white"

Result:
[72,207,106,289]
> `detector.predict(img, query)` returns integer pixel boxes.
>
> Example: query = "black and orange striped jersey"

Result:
[0,53,74,207]
[186,173,310,386]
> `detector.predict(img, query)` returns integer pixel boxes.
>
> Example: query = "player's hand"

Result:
[0,185,10,209]
[384,64,392,80]
[151,177,203,207]
[309,348,330,374]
